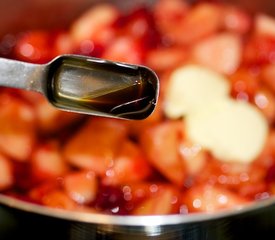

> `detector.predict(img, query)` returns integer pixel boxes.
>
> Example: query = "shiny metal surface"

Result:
[0,0,275,239]
[1,196,275,239]
[0,55,159,120]
[0,193,275,226]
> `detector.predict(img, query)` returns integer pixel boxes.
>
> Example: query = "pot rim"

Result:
[0,194,274,226]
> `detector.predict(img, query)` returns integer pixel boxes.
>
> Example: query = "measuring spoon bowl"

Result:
[0,55,159,120]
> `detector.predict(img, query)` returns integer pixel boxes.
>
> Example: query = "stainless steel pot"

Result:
[0,0,275,239]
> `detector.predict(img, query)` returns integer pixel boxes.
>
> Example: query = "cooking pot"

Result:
[0,0,275,239]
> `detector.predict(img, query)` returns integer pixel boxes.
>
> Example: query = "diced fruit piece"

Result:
[256,130,275,168]
[114,7,160,49]
[255,14,275,38]
[182,184,248,213]
[186,98,268,163]
[164,65,230,118]
[70,4,119,46]
[238,182,268,199]
[254,87,275,124]
[102,37,144,64]
[222,6,252,34]
[192,33,242,74]
[63,118,127,175]
[15,89,44,104]
[179,140,208,176]
[73,39,105,57]
[31,142,68,181]
[133,187,180,215]
[176,3,222,44]
[0,154,13,190]
[33,97,83,134]
[0,92,36,161]
[243,36,275,65]
[195,158,266,197]
[153,0,189,41]
[154,1,222,45]
[41,190,77,210]
[14,31,56,63]
[28,180,61,203]
[145,46,188,72]
[102,141,151,185]
[229,68,259,101]
[128,98,163,138]
[261,64,275,94]
[17,89,82,133]
[53,32,75,55]
[121,182,162,205]
[64,171,97,205]
[140,121,186,186]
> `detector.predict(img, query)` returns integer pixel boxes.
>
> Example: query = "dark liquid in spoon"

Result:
[47,56,159,120]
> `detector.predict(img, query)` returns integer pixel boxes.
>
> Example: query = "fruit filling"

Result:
[1,0,275,215]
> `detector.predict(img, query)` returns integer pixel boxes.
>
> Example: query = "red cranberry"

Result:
[92,185,128,215]
[265,164,275,183]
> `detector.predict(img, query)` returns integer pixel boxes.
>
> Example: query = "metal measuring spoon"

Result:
[0,55,159,120]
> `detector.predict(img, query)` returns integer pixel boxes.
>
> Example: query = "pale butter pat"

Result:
[164,65,230,118]
[185,99,268,163]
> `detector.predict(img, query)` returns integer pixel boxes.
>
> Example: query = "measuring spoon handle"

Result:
[0,57,46,93]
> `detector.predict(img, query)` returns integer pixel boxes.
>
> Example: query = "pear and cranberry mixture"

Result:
[1,0,275,215]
